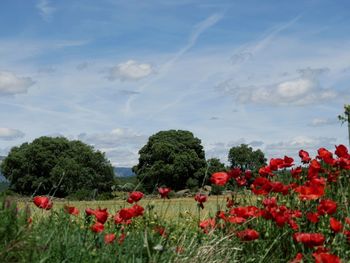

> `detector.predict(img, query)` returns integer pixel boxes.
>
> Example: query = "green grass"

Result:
[19,191,255,221]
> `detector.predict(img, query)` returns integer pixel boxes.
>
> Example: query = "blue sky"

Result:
[0,0,349,166]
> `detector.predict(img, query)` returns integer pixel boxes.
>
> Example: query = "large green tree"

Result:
[133,130,206,192]
[228,144,266,171]
[0,136,115,197]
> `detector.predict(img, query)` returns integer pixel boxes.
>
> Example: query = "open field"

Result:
[18,192,256,221]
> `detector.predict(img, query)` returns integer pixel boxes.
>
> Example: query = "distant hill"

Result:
[114,167,135,177]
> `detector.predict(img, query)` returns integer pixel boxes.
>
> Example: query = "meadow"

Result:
[1,145,350,263]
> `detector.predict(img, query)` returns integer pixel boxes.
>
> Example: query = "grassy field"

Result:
[18,191,256,221]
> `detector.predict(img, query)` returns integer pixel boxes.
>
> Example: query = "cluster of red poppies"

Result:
[203,144,350,262]
[32,187,172,245]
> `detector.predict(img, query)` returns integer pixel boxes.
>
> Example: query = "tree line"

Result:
[0,130,267,198]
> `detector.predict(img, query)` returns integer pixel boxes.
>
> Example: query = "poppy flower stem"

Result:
[197,204,201,229]
[216,195,219,212]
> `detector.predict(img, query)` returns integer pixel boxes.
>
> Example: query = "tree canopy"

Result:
[133,130,206,192]
[228,144,266,171]
[0,136,115,197]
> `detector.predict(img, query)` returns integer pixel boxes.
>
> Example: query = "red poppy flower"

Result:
[262,197,277,208]
[282,156,294,168]
[93,208,109,224]
[236,229,259,241]
[317,148,334,165]
[251,177,272,195]
[288,219,299,231]
[226,198,234,208]
[216,210,226,221]
[269,158,284,171]
[158,187,171,199]
[194,193,207,209]
[335,144,349,158]
[33,196,53,210]
[317,199,337,215]
[227,168,241,178]
[64,205,79,216]
[235,176,247,186]
[308,159,322,179]
[210,172,229,186]
[127,191,144,203]
[306,212,320,223]
[199,218,215,233]
[154,226,167,237]
[229,206,261,219]
[130,204,144,217]
[330,217,342,233]
[85,208,95,216]
[312,252,341,263]
[227,216,246,224]
[244,170,252,179]
[336,157,350,169]
[258,166,273,177]
[118,233,126,244]
[291,167,303,179]
[294,178,325,200]
[293,232,325,247]
[104,233,116,244]
[289,253,303,263]
[299,150,311,163]
[118,208,134,221]
[344,230,350,243]
[91,222,104,233]
[345,217,350,226]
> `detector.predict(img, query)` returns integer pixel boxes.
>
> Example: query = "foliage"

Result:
[0,181,9,192]
[0,136,115,197]
[133,130,206,192]
[338,104,350,147]
[228,144,266,171]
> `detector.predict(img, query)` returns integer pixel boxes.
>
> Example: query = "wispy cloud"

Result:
[0,128,25,141]
[124,13,224,113]
[230,15,301,66]
[0,71,35,96]
[309,118,338,127]
[37,0,55,22]
[108,60,154,82]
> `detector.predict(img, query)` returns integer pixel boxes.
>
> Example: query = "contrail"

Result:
[124,13,224,114]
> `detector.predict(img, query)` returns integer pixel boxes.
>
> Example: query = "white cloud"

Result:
[108,60,154,81]
[216,67,337,106]
[309,118,338,127]
[0,128,25,141]
[77,128,148,166]
[37,0,55,22]
[102,149,139,167]
[264,136,338,160]
[78,128,147,148]
[0,71,35,96]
